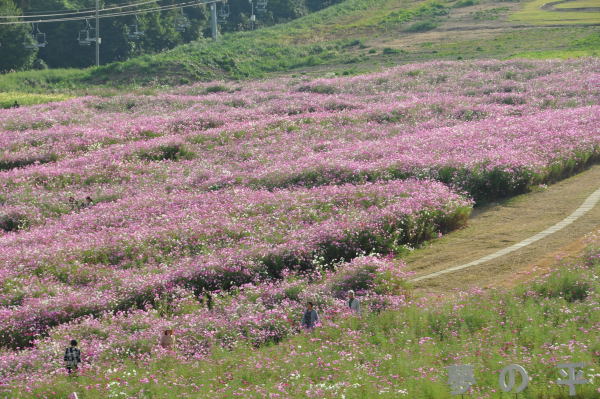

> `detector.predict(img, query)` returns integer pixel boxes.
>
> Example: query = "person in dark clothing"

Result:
[302,301,319,329]
[64,339,81,374]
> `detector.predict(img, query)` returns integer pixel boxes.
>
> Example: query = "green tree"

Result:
[22,0,208,67]
[0,0,37,72]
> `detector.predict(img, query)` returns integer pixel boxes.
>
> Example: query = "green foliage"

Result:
[20,0,210,68]
[532,269,591,302]
[205,84,230,93]
[0,212,29,232]
[0,0,38,72]
[0,153,59,171]
[297,84,337,94]
[454,108,487,121]
[453,0,478,7]
[382,47,405,55]
[0,0,597,91]
[329,262,379,295]
[404,19,438,32]
[135,143,196,162]
[470,7,509,20]
[22,261,600,398]
[0,92,70,108]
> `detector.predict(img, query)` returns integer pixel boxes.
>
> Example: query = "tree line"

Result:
[0,0,342,72]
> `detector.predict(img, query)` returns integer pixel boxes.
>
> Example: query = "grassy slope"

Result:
[0,0,599,95]
[511,0,600,24]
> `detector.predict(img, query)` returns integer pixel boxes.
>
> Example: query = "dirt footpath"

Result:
[407,164,600,294]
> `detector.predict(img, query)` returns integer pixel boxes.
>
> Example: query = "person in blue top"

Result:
[302,301,319,329]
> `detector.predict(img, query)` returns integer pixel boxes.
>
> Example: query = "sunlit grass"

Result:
[0,91,71,108]
[511,0,600,24]
[510,48,600,58]
[554,0,600,8]
[22,261,600,399]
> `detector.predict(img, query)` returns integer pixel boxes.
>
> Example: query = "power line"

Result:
[12,0,145,15]
[0,0,216,25]
[0,0,198,20]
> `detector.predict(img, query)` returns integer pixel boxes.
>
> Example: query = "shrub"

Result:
[328,256,410,298]
[136,143,196,162]
[532,269,590,302]
[0,212,29,232]
[404,20,438,32]
[453,0,478,7]
[205,84,229,94]
[455,108,487,121]
[297,84,337,94]
[382,47,404,55]
[0,153,58,171]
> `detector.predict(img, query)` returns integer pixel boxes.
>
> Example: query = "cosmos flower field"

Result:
[0,58,599,396]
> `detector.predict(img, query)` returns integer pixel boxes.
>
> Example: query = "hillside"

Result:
[0,57,598,397]
[1,1,599,397]
[0,0,599,92]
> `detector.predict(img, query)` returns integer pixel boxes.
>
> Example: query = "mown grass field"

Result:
[511,0,600,24]
[554,0,600,9]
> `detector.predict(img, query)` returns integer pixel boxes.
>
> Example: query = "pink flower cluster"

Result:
[0,57,598,389]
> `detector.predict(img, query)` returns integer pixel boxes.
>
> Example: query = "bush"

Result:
[297,84,337,94]
[455,108,487,121]
[382,47,404,55]
[328,256,410,297]
[136,143,196,162]
[532,269,590,302]
[0,153,58,171]
[404,20,438,32]
[453,0,478,7]
[0,212,29,232]
[205,85,229,94]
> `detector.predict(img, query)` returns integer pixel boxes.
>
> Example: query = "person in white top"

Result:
[348,290,360,313]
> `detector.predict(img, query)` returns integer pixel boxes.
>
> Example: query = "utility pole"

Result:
[95,0,100,66]
[210,2,218,41]
[249,0,255,30]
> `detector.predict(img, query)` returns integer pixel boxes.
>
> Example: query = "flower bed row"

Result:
[0,180,471,348]
[1,58,598,231]
[0,255,412,387]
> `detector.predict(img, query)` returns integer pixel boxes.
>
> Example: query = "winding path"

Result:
[406,165,600,288]
[540,0,600,12]
[410,186,600,283]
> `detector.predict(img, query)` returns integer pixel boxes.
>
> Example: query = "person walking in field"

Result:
[159,329,175,349]
[348,290,360,314]
[302,301,319,330]
[64,340,81,374]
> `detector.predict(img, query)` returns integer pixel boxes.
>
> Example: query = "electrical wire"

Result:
[13,0,138,15]
[0,0,216,25]
[0,0,193,19]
